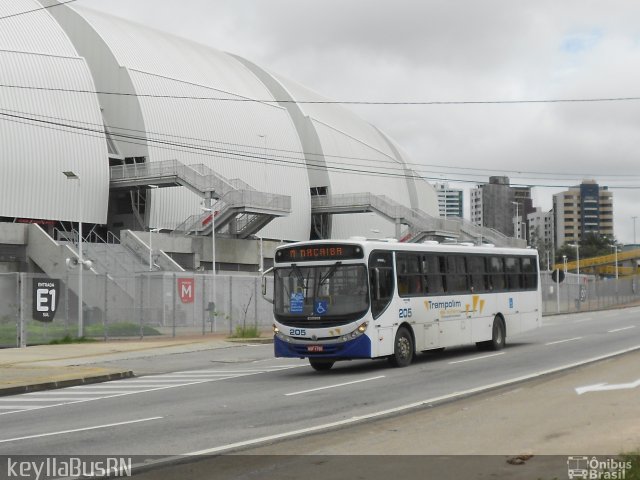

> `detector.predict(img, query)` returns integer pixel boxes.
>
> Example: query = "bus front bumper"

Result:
[274,334,372,359]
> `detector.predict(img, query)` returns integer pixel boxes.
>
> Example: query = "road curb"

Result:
[226,338,273,345]
[0,370,134,397]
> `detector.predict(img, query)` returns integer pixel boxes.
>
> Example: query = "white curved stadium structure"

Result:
[0,0,440,244]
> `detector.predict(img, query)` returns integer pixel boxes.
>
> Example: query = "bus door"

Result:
[369,251,395,357]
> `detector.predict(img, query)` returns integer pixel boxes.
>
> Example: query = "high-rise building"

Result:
[528,208,555,267]
[553,180,614,246]
[435,183,463,218]
[470,176,532,238]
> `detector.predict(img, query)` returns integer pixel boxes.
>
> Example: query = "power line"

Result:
[2,82,640,106]
[2,105,639,183]
[4,109,640,190]
[0,0,78,21]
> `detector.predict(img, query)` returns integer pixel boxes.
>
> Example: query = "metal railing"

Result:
[311,193,523,247]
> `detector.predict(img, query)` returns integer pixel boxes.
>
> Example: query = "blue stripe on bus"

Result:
[274,334,371,359]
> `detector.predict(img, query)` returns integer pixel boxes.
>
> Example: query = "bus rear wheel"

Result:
[309,359,335,371]
[489,317,506,350]
[388,327,414,368]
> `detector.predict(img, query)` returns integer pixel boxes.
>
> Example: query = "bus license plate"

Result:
[307,345,323,352]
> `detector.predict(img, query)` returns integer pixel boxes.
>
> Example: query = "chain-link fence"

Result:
[1,271,638,348]
[540,272,639,315]
[0,272,274,348]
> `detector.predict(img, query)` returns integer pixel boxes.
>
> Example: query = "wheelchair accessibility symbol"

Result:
[314,300,328,316]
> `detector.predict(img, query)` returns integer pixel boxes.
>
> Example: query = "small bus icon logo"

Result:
[567,456,589,479]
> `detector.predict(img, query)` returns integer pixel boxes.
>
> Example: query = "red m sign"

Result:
[177,278,195,303]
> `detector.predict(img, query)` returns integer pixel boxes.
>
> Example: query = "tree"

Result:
[529,228,552,270]
[555,233,618,263]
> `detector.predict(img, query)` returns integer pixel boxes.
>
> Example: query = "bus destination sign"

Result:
[276,243,363,263]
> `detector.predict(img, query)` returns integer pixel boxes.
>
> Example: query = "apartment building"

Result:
[435,183,463,218]
[553,180,614,246]
[470,176,532,238]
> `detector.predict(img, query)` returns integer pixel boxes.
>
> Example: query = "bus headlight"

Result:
[341,322,369,342]
[273,324,280,334]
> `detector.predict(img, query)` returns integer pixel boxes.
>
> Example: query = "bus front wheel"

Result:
[388,327,414,368]
[477,317,506,351]
[309,359,334,371]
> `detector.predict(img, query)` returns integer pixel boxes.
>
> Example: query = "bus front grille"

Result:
[277,318,353,328]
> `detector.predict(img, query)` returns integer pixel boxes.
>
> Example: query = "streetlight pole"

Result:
[256,235,264,273]
[611,244,619,298]
[570,243,580,281]
[149,228,160,271]
[148,185,159,271]
[202,198,216,331]
[63,171,83,337]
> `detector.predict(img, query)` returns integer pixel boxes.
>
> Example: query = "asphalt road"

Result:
[0,306,638,462]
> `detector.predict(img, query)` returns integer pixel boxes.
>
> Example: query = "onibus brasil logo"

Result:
[567,456,632,479]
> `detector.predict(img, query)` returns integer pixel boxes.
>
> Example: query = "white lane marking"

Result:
[285,376,386,396]
[576,378,640,395]
[0,367,300,416]
[0,406,41,410]
[448,352,505,365]
[145,374,243,378]
[182,344,640,457]
[0,417,162,444]
[545,336,583,346]
[0,398,100,402]
[172,366,302,374]
[608,326,636,333]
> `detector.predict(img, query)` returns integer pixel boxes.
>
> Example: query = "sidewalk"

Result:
[0,334,268,396]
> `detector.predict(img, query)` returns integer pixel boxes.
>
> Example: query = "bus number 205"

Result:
[399,308,412,318]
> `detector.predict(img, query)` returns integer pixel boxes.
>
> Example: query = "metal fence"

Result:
[540,272,639,315]
[1,271,638,348]
[0,272,274,348]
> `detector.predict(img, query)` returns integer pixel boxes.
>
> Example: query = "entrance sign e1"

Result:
[32,278,60,322]
[177,278,195,303]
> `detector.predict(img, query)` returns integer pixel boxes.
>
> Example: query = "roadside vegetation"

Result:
[230,325,261,339]
[0,321,161,346]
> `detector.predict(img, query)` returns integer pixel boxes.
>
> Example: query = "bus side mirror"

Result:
[261,267,274,304]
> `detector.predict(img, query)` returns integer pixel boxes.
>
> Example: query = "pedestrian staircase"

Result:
[311,193,525,248]
[109,159,291,238]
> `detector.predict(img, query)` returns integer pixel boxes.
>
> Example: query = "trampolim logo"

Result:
[425,299,462,310]
[424,295,485,314]
[468,295,486,315]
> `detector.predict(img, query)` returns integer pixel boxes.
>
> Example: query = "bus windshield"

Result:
[274,264,369,324]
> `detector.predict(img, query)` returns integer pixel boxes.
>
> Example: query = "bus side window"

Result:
[521,256,538,289]
[369,251,394,318]
[468,256,488,293]
[489,256,506,291]
[505,256,522,290]
[446,255,468,293]
[396,253,422,296]
[423,254,444,294]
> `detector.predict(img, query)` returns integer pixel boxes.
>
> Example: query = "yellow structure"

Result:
[553,248,640,276]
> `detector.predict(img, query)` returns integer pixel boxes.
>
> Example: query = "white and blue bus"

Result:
[263,239,541,371]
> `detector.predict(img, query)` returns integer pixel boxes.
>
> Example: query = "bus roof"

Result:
[275,238,537,259]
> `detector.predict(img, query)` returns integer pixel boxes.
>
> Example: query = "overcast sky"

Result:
[79,0,640,244]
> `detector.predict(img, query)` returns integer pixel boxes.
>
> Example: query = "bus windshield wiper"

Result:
[291,264,304,284]
[319,262,341,287]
